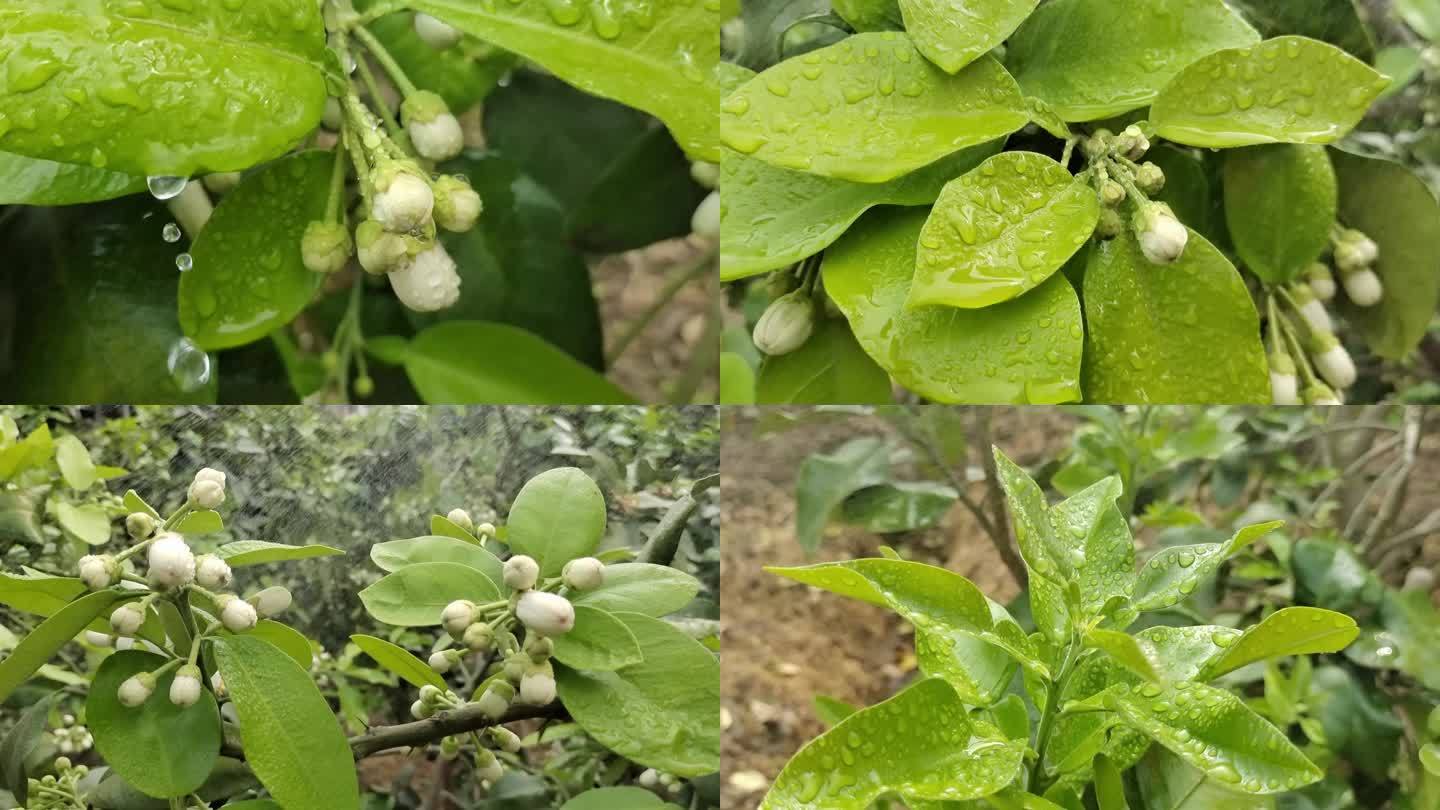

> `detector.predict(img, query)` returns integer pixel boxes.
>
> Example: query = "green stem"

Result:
[353,25,418,97]
[325,142,349,223]
[353,53,405,141]
[1030,636,1083,793]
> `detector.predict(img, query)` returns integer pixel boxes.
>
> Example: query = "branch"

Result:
[639,491,699,566]
[1360,406,1425,555]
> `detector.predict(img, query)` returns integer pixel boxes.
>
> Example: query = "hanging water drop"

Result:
[167,338,211,393]
[162,223,181,243]
[175,253,194,272]
[147,176,187,200]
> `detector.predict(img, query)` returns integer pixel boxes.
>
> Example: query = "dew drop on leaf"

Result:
[175,253,194,272]
[167,338,211,393]
[147,175,188,200]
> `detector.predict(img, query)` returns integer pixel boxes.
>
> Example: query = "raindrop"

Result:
[167,338,211,393]
[162,223,181,243]
[147,175,188,200]
[176,253,194,272]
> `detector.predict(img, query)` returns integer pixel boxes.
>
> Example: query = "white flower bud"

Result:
[388,244,462,312]
[1305,263,1336,301]
[477,680,514,719]
[189,479,224,510]
[356,220,410,275]
[753,291,814,356]
[1341,267,1383,307]
[519,661,556,705]
[475,748,504,783]
[401,91,464,162]
[442,600,477,637]
[429,649,459,674]
[218,595,258,633]
[487,726,522,753]
[126,512,156,540]
[110,603,145,636]
[194,468,226,487]
[1337,229,1379,267]
[691,190,720,238]
[433,175,483,233]
[503,555,541,591]
[147,533,196,588]
[1289,285,1333,335]
[419,684,444,706]
[248,586,292,618]
[203,171,242,194]
[690,161,719,189]
[1312,334,1357,390]
[115,636,136,651]
[371,164,435,232]
[301,221,353,274]
[561,557,604,591]
[85,630,113,647]
[78,554,118,591]
[411,699,435,720]
[211,671,227,698]
[516,590,575,637]
[1134,162,1165,195]
[477,522,496,538]
[170,664,202,707]
[118,673,156,708]
[446,508,474,533]
[413,12,462,49]
[195,555,233,589]
[1134,202,1187,265]
[1270,371,1299,405]
[464,622,495,652]
[639,769,659,788]
[1095,208,1123,239]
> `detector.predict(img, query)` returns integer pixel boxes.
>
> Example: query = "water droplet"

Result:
[167,338,211,393]
[1177,552,1195,568]
[1212,632,1236,648]
[175,253,193,272]
[162,223,181,243]
[147,176,188,200]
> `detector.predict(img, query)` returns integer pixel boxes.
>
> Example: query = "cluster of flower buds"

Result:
[1083,126,1186,265]
[1330,227,1384,307]
[445,507,496,539]
[16,756,88,810]
[50,715,92,755]
[638,767,685,797]
[753,290,815,356]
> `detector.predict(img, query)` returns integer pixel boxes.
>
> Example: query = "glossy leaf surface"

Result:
[359,562,500,626]
[0,590,123,703]
[1082,230,1269,404]
[550,605,644,671]
[1131,522,1282,612]
[1005,0,1258,121]
[216,541,343,567]
[507,467,606,577]
[403,322,632,404]
[755,319,893,405]
[1223,145,1336,285]
[824,207,1084,404]
[898,0,1038,74]
[370,535,504,592]
[1136,747,1276,810]
[913,151,1098,309]
[1151,37,1387,149]
[1197,607,1357,681]
[350,634,447,690]
[1050,476,1132,618]
[0,152,143,205]
[721,33,1027,183]
[571,563,702,617]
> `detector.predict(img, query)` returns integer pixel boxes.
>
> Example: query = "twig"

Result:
[1304,433,1402,521]
[349,703,562,759]
[1360,406,1424,554]
[973,410,1026,587]
[639,491,699,566]
[890,408,998,540]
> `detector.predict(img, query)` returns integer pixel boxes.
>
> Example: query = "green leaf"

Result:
[1105,680,1322,794]
[1375,46,1425,99]
[759,678,1025,808]
[1331,149,1440,359]
[913,151,1098,309]
[403,321,633,404]
[1224,0,1375,62]
[216,541,344,567]
[1136,747,1275,810]
[721,33,1027,183]
[0,590,124,703]
[1136,625,1242,682]
[993,448,1069,582]
[719,139,1001,281]
[570,563,701,617]
[1223,145,1336,285]
[124,490,161,519]
[350,634,447,690]
[1094,754,1130,810]
[561,787,675,809]
[88,650,221,798]
[0,0,329,177]
[840,481,957,533]
[551,605,644,671]
[429,515,481,545]
[813,694,859,727]
[794,438,891,552]
[175,510,223,536]
[1151,37,1387,149]
[755,319,893,404]
[719,353,756,404]
[1132,522,1282,612]
[824,207,1084,404]
[213,635,359,810]
[0,424,52,482]
[361,6,517,111]
[1005,0,1258,121]
[0,572,87,619]
[0,490,43,547]
[243,620,313,670]
[1050,476,1132,619]
[557,612,719,777]
[1197,607,1356,680]
[359,561,500,626]
[898,0,1037,74]
[0,692,54,805]
[1081,229,1269,404]
[178,150,330,351]
[1086,628,1160,682]
[371,536,504,592]
[507,467,607,577]
[1397,0,1440,38]
[832,0,904,31]
[0,152,143,206]
[408,0,721,161]
[53,501,111,545]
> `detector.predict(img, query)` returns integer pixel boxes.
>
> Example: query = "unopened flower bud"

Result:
[464,622,495,652]
[690,161,719,189]
[1095,208,1123,240]
[432,175,483,233]
[419,684,444,706]
[401,91,464,162]
[1304,383,1343,406]
[753,291,814,356]
[1134,202,1187,264]
[211,671,227,698]
[411,699,435,720]
[1099,179,1126,207]
[639,768,660,788]
[475,747,504,783]
[1289,284,1333,335]
[371,163,435,232]
[524,635,554,663]
[126,512,156,540]
[170,664,202,707]
[85,630,113,647]
[78,554,119,591]
[1311,333,1356,390]
[691,190,720,238]
[440,734,462,759]
[429,649,460,673]
[413,12,462,49]
[503,555,540,591]
[389,244,462,312]
[446,509,474,533]
[516,590,575,637]
[1304,263,1336,301]
[1340,266,1383,307]
[218,595,258,633]
[1269,351,1299,405]
[519,661,556,705]
[249,586,292,618]
[442,600,477,637]
[147,533,196,589]
[561,557,604,591]
[118,672,156,707]
[356,220,410,275]
[1081,129,1112,159]
[195,555,233,589]
[190,479,224,510]
[477,680,515,719]
[477,522,496,538]
[1134,162,1165,195]
[203,172,242,195]
[1119,125,1150,161]
[110,603,145,636]
[1335,229,1379,269]
[301,221,353,274]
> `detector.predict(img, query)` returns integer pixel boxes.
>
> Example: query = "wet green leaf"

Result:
[551,605,644,671]
[824,207,1084,404]
[1197,607,1357,680]
[1106,680,1321,794]
[507,467,606,577]
[409,0,721,161]
[403,322,633,404]
[719,140,1001,281]
[430,514,482,546]
[0,692,54,804]
[216,541,344,567]
[561,787,676,809]
[1223,145,1336,285]
[178,151,329,350]
[1332,149,1440,359]
[1081,229,1269,404]
[721,33,1027,183]
[840,481,958,533]
[0,152,143,206]
[1375,46,1425,99]
[1135,625,1241,682]
[913,151,1098,309]
[0,0,329,177]
[361,6,517,111]
[898,0,1037,74]
[556,612,719,777]
[0,590,125,704]
[570,563,702,617]
[1006,0,1258,121]
[1131,522,1282,612]
[1094,754,1129,810]
[88,651,221,799]
[53,435,96,489]
[1087,628,1160,682]
[359,561,500,626]
[759,678,1025,809]
[755,319,893,404]
[831,0,904,31]
[993,448,1071,583]
[793,437,891,553]
[1136,747,1276,810]
[53,501,110,545]
[241,620,313,670]
[1151,37,1387,149]
[214,635,359,810]
[0,491,43,547]
[370,535,504,591]
[719,353,756,404]
[1224,0,1375,62]
[1050,476,1132,619]
[350,634,447,690]
[175,510,223,536]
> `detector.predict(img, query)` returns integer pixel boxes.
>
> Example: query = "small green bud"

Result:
[301,221,353,274]
[126,512,156,540]
[752,291,814,356]
[440,735,462,759]
[487,726,522,753]
[1134,162,1165,195]
[1095,208,1124,240]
